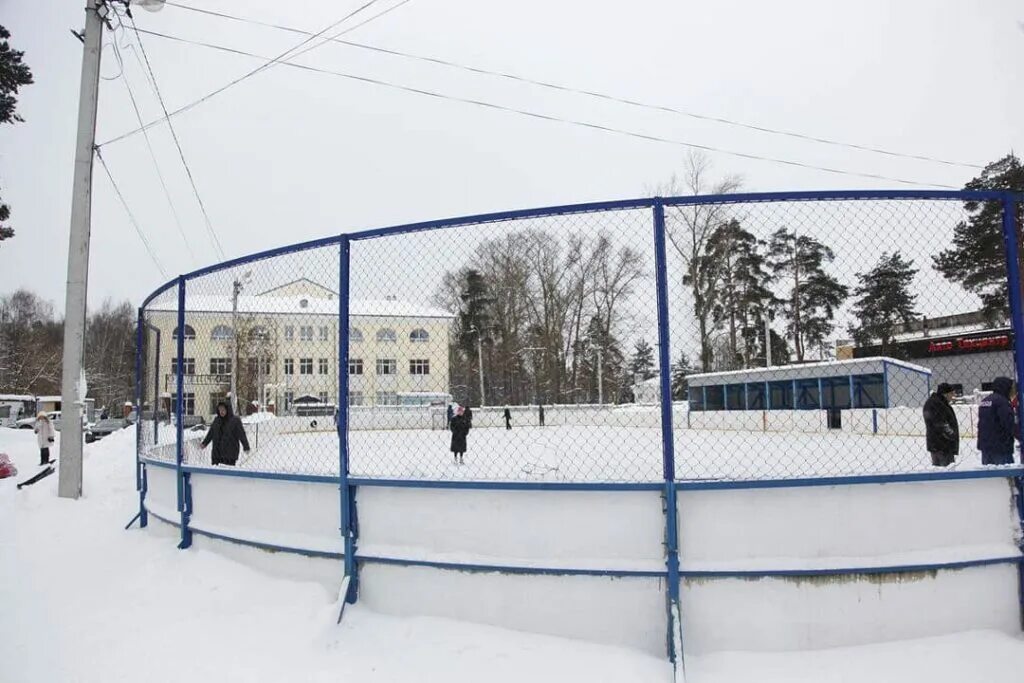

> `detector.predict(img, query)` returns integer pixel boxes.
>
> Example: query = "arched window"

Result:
[350,327,364,343]
[409,328,430,343]
[210,324,234,341]
[172,325,196,340]
[376,328,397,343]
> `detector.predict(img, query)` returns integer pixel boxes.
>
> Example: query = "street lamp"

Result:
[467,326,486,407]
[230,271,252,414]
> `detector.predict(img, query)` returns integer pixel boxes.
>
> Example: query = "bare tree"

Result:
[654,152,742,371]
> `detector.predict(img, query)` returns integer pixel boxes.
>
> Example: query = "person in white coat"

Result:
[33,412,56,466]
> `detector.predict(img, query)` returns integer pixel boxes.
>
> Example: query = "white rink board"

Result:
[358,487,664,569]
[359,563,667,655]
[679,477,1020,569]
[680,562,1022,654]
[144,465,178,520]
[187,474,343,555]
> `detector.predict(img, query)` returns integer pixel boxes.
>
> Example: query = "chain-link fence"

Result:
[137,192,1024,482]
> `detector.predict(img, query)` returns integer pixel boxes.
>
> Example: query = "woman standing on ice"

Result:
[200,401,250,466]
[449,406,470,465]
[33,412,56,466]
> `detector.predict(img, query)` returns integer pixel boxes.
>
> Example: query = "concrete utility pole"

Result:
[765,314,773,369]
[469,327,486,407]
[230,278,241,414]
[594,346,604,405]
[58,0,105,499]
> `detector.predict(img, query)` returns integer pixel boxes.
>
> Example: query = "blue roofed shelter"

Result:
[686,357,932,412]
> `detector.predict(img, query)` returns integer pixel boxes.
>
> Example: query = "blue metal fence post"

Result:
[175,277,191,549]
[998,193,1024,626]
[652,198,683,666]
[134,308,148,528]
[338,236,357,602]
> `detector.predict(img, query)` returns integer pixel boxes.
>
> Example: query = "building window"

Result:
[210,325,234,341]
[376,328,397,343]
[350,327,364,343]
[747,383,766,410]
[300,326,314,342]
[247,357,272,375]
[210,358,232,375]
[170,392,195,416]
[284,358,294,375]
[409,359,430,375]
[318,358,329,375]
[376,358,397,375]
[726,384,745,411]
[248,326,271,344]
[768,381,794,410]
[300,358,313,375]
[284,326,294,341]
[376,391,398,406]
[348,391,364,406]
[796,379,820,410]
[320,326,330,342]
[318,391,329,404]
[704,385,725,411]
[853,374,885,408]
[409,328,430,343]
[172,325,196,341]
[349,359,364,375]
[284,391,294,411]
[171,357,196,376]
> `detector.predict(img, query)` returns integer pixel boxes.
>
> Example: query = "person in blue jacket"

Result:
[977,376,1018,465]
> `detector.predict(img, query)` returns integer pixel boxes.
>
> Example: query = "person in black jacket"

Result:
[922,383,959,467]
[503,406,512,430]
[201,401,250,466]
[450,406,470,465]
[978,376,1018,465]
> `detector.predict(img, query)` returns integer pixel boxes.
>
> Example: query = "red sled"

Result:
[0,453,17,479]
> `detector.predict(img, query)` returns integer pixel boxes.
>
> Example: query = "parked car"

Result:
[16,411,61,430]
[180,415,207,432]
[85,418,130,443]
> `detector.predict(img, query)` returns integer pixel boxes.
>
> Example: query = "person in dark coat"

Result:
[923,383,959,467]
[201,401,250,466]
[538,404,545,427]
[503,406,512,430]
[978,377,1018,465]
[464,405,474,428]
[446,403,454,430]
[449,406,469,464]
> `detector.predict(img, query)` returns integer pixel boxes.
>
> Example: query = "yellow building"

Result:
[147,278,454,416]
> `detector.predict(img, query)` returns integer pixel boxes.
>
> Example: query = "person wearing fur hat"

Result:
[449,405,470,465]
[922,383,959,467]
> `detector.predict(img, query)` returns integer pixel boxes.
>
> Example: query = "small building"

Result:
[686,357,931,412]
[838,310,1014,395]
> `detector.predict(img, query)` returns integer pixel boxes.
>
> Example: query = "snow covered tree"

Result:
[629,338,656,381]
[0,25,34,245]
[767,228,848,362]
[850,252,919,355]
[933,153,1024,324]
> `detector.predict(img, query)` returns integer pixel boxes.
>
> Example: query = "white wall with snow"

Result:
[357,487,664,570]
[144,465,178,521]
[359,563,667,655]
[681,563,1021,654]
[187,474,343,555]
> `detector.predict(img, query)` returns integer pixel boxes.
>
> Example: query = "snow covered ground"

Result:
[3,427,1024,682]
[143,420,1001,481]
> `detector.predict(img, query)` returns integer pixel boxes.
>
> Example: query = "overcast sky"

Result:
[1,0,1022,313]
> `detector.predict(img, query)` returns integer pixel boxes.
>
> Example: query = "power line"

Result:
[161,0,983,171]
[118,28,960,189]
[102,0,402,148]
[111,27,197,265]
[126,11,226,260]
[95,149,168,279]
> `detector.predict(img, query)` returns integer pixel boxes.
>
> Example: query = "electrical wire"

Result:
[95,148,169,279]
[116,28,960,189]
[103,0,402,148]
[111,24,197,265]
[161,0,982,171]
[125,11,226,260]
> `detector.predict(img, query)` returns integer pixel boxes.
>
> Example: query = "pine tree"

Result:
[767,228,848,362]
[850,252,919,355]
[670,350,693,401]
[0,25,34,244]
[457,269,494,405]
[629,338,656,381]
[933,153,1024,323]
